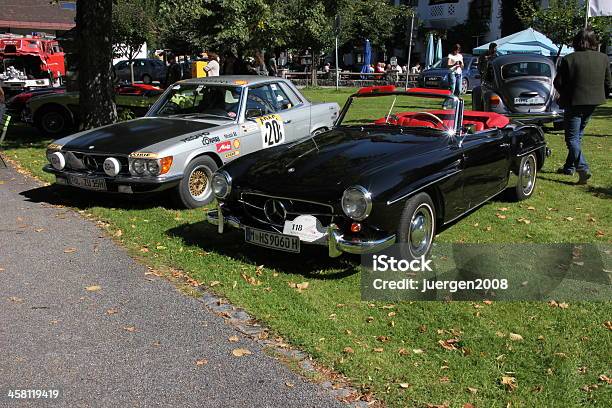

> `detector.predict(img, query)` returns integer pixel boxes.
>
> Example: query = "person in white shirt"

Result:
[447,44,464,96]
[204,52,220,77]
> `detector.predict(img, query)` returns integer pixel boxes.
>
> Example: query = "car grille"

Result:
[64,151,130,176]
[240,192,335,231]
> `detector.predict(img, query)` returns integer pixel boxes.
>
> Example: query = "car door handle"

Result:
[283,120,292,124]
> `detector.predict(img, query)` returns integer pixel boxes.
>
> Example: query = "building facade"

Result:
[0,0,76,37]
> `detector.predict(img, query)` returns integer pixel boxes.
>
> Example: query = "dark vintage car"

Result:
[207,86,550,259]
[418,54,480,94]
[471,54,562,126]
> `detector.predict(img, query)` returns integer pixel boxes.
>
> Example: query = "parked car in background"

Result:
[418,54,480,94]
[23,84,163,136]
[471,54,562,126]
[113,58,167,84]
[6,87,65,118]
[207,86,549,259]
[42,76,340,209]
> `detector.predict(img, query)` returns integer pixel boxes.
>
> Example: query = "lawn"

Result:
[1,89,610,408]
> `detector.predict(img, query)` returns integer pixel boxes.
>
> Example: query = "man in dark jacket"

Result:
[554,28,611,184]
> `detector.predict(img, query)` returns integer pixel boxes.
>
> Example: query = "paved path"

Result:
[0,164,343,408]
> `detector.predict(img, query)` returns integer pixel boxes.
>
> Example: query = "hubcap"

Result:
[43,113,64,133]
[520,155,536,196]
[461,79,468,94]
[188,166,211,201]
[409,204,433,256]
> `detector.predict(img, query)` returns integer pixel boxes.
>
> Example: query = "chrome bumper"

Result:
[206,207,396,258]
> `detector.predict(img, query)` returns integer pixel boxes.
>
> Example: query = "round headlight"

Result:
[132,159,146,175]
[146,160,160,175]
[49,151,65,170]
[103,157,121,176]
[341,185,372,221]
[212,171,232,199]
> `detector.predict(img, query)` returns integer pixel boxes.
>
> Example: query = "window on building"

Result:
[472,0,491,19]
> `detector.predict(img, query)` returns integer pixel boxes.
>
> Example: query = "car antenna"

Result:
[385,96,398,123]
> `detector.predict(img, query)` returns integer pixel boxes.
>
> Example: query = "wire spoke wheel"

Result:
[188,165,212,201]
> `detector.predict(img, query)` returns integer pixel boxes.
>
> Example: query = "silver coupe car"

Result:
[43,76,340,208]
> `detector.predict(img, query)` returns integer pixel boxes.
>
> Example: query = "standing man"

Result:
[554,28,611,184]
[268,53,278,77]
[447,44,464,96]
[478,42,498,76]
[164,52,182,88]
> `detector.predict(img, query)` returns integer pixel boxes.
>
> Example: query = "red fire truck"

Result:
[0,34,66,93]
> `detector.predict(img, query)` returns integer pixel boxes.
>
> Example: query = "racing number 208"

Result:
[264,120,283,146]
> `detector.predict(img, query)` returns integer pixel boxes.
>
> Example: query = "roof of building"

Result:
[0,0,76,31]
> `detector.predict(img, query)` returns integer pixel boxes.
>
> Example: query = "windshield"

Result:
[339,93,458,133]
[151,83,243,119]
[501,62,552,80]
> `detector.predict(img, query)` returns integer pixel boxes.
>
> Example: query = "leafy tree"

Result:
[76,0,117,130]
[517,0,612,57]
[501,0,529,37]
[112,0,157,83]
[341,0,403,49]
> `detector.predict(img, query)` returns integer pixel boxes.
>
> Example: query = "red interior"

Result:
[374,110,510,131]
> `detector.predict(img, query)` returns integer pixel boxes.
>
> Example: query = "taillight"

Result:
[489,95,501,107]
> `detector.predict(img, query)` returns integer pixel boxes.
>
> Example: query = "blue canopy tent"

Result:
[435,37,443,64]
[425,33,435,68]
[360,39,372,74]
[473,27,573,56]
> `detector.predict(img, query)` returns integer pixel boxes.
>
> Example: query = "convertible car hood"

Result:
[62,117,217,154]
[238,127,447,197]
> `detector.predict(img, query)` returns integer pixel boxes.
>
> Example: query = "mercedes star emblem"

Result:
[263,199,287,225]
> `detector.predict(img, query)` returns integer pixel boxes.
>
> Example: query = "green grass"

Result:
[2,90,611,407]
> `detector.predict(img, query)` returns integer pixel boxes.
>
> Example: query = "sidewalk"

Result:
[0,164,343,408]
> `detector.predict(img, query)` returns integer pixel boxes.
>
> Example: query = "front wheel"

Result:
[35,106,73,137]
[174,156,219,208]
[514,153,537,201]
[397,192,436,260]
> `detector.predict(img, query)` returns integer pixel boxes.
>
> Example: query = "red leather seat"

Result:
[375,110,510,131]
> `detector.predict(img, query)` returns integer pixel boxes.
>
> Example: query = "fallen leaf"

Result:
[598,375,612,384]
[140,247,149,253]
[243,273,262,286]
[209,280,221,287]
[498,207,509,211]
[373,348,384,353]
[34,228,45,232]
[564,217,574,221]
[399,383,411,389]
[485,226,492,231]
[105,308,118,315]
[343,347,355,354]
[496,213,507,219]
[439,376,450,383]
[85,285,101,292]
[64,247,77,253]
[195,359,208,366]
[156,245,166,250]
[558,302,569,309]
[387,311,396,317]
[438,338,460,351]
[509,333,523,341]
[501,376,517,391]
[296,282,309,290]
[285,382,294,388]
[595,230,605,237]
[228,335,239,343]
[115,229,123,237]
[232,348,252,357]
[123,326,136,332]
[397,348,410,355]
[366,316,375,323]
[604,321,612,331]
[9,296,23,303]
[467,387,478,394]
[483,300,493,305]
[577,366,587,374]
[463,404,475,408]
[412,348,424,354]
[527,206,536,210]
[377,336,390,343]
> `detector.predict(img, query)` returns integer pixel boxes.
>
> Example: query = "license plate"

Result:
[67,175,107,191]
[514,97,545,105]
[245,227,300,253]
[425,80,439,86]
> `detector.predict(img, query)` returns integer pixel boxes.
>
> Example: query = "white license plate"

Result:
[425,80,439,86]
[514,97,544,105]
[67,175,107,191]
[245,227,300,253]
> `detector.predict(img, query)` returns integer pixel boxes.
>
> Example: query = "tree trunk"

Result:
[76,0,117,130]
[310,50,318,87]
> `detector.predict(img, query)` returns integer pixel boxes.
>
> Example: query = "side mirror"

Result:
[246,108,263,119]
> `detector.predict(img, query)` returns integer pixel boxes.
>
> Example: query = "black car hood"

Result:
[236,127,447,198]
[62,117,217,154]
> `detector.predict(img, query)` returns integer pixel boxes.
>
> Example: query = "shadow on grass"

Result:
[19,184,174,211]
[2,123,50,149]
[167,220,360,280]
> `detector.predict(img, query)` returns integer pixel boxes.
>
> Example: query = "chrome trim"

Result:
[341,185,372,221]
[517,146,544,157]
[241,192,335,212]
[386,169,462,206]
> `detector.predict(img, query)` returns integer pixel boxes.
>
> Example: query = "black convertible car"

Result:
[207,86,550,259]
